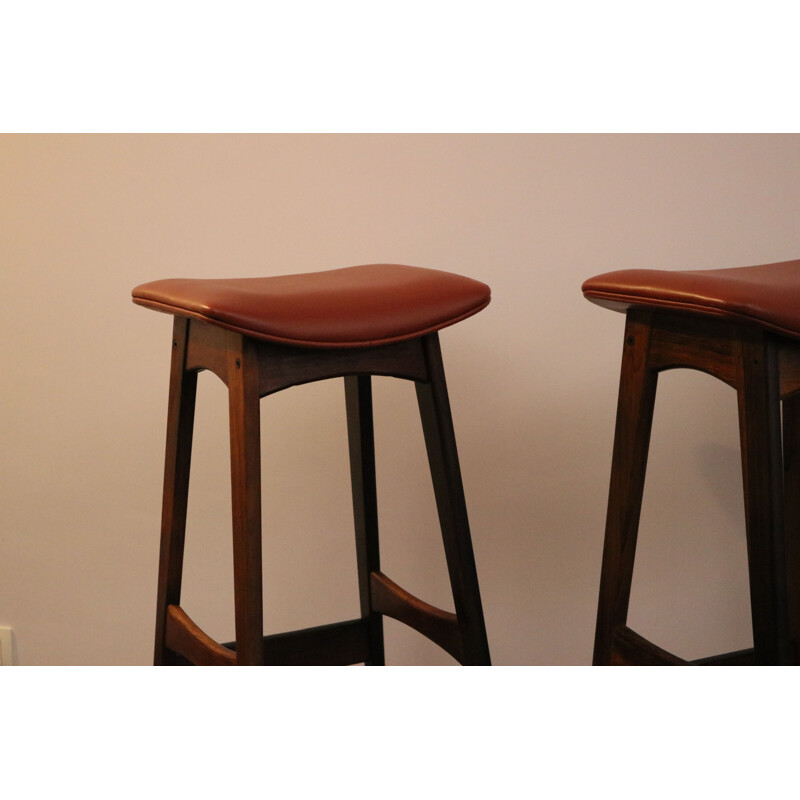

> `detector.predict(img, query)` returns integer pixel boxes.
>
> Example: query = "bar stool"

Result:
[583,259,800,666]
[132,263,491,666]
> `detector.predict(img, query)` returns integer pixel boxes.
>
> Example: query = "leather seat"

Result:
[583,259,800,339]
[132,263,491,348]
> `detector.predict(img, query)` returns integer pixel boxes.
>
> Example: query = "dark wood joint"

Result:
[611,626,688,666]
[370,571,464,663]
[185,318,239,385]
[164,605,237,666]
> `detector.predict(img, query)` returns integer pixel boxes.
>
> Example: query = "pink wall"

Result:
[3,133,800,664]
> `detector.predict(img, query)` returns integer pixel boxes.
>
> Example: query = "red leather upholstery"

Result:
[132,264,490,348]
[583,259,800,339]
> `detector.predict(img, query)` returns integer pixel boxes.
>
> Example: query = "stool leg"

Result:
[154,317,198,665]
[782,393,800,664]
[415,334,491,665]
[593,312,658,665]
[737,334,790,665]
[228,337,264,665]
[783,394,800,664]
[345,375,385,665]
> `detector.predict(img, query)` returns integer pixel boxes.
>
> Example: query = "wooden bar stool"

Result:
[132,264,491,666]
[583,259,800,666]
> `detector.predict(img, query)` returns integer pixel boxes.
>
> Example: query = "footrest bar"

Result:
[611,626,689,665]
[370,571,463,663]
[165,605,237,665]
[224,618,372,665]
[691,647,757,665]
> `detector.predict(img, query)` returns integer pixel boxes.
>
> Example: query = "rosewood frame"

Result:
[153,316,491,666]
[594,307,800,665]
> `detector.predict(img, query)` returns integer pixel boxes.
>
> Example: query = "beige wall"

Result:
[3,133,800,665]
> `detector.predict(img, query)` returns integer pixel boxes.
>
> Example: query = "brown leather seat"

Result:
[582,259,800,340]
[132,263,491,348]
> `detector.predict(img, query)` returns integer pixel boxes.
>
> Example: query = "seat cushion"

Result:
[132,263,490,348]
[582,259,800,339]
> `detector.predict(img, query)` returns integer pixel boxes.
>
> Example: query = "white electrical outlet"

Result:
[0,627,16,666]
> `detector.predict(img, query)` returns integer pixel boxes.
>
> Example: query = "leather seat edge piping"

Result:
[131,296,491,348]
[582,290,800,341]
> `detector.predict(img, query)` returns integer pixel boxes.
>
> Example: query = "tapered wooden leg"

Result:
[593,311,658,665]
[737,333,790,665]
[154,317,198,665]
[415,334,491,665]
[345,375,385,665]
[782,393,800,664]
[228,336,264,665]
